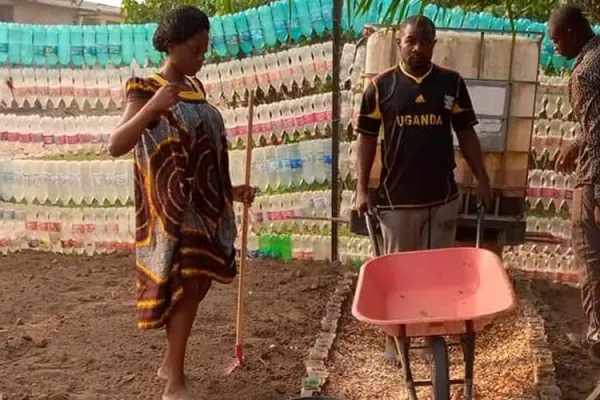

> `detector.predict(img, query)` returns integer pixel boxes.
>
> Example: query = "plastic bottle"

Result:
[83,26,97,66]
[108,25,122,66]
[57,25,70,66]
[210,17,227,58]
[121,25,134,66]
[8,23,21,65]
[246,9,265,52]
[308,0,326,35]
[96,25,109,68]
[258,5,278,47]
[45,26,58,67]
[294,0,313,39]
[270,1,289,44]
[21,24,34,66]
[133,24,148,66]
[222,14,240,57]
[287,142,303,187]
[320,0,333,31]
[33,25,45,66]
[232,14,251,55]
[70,25,84,67]
[448,8,465,28]
[0,23,7,65]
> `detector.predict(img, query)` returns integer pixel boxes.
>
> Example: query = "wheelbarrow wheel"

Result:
[428,336,450,400]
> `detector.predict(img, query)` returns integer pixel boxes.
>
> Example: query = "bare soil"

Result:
[531,280,600,400]
[0,252,342,400]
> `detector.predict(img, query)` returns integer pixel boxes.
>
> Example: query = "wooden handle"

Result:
[234,90,254,352]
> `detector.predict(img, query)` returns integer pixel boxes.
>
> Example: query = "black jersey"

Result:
[356,62,478,209]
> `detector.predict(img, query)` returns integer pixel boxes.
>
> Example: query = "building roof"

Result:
[26,0,121,16]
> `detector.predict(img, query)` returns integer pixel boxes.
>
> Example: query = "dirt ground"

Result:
[0,252,342,400]
[323,301,535,400]
[531,280,600,400]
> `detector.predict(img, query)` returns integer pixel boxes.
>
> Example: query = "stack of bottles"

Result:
[504,244,577,286]
[0,203,134,255]
[2,42,362,110]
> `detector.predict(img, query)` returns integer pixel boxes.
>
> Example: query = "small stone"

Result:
[16,318,24,326]
[310,283,318,290]
[36,338,49,348]
[121,374,135,384]
[22,335,33,342]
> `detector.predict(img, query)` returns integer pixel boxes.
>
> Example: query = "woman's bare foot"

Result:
[157,366,193,387]
[162,382,194,400]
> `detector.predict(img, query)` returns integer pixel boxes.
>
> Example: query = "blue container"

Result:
[210,17,227,58]
[258,5,278,47]
[8,23,21,65]
[83,25,97,66]
[308,0,326,35]
[45,25,59,67]
[246,8,266,51]
[321,0,333,31]
[70,25,84,67]
[0,23,8,65]
[33,25,46,66]
[108,24,122,66]
[223,14,240,56]
[96,25,109,67]
[121,25,134,66]
[133,24,148,66]
[57,25,70,66]
[294,0,313,39]
[234,12,253,54]
[21,24,34,66]
[270,1,289,44]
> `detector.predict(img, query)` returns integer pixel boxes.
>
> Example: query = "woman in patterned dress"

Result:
[107,7,256,400]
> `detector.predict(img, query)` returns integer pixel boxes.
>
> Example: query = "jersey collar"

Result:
[398,61,434,84]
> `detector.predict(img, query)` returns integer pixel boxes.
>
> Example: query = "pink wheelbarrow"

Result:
[352,208,517,400]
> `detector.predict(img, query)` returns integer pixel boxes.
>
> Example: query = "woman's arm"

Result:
[107,99,158,157]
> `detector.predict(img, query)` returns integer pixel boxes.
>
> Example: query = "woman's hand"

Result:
[232,185,257,205]
[146,83,187,116]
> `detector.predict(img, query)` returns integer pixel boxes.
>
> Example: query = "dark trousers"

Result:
[572,186,600,343]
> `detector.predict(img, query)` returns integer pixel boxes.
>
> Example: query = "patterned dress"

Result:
[125,73,237,330]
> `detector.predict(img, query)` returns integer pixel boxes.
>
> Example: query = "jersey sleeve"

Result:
[451,76,478,133]
[124,77,156,102]
[356,80,382,137]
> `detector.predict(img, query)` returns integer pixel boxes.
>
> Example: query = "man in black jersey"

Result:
[355,16,493,364]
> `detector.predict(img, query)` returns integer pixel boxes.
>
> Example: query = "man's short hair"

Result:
[549,4,591,32]
[399,15,436,38]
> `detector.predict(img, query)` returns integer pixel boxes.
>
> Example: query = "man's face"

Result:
[397,23,436,70]
[549,24,580,60]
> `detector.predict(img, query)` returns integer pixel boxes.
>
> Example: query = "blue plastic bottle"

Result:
[0,23,8,65]
[70,25,84,67]
[351,0,367,36]
[477,12,492,30]
[341,0,351,32]
[405,0,422,18]
[490,16,504,31]
[307,0,326,35]
[320,0,333,31]
[83,26,97,66]
[133,24,148,66]
[365,0,380,24]
[258,5,278,47]
[222,14,240,56]
[293,0,313,39]
[434,7,449,27]
[8,23,21,65]
[210,17,227,58]
[146,24,162,66]
[33,25,45,66]
[96,25,109,68]
[423,4,437,21]
[462,12,479,29]
[235,12,254,54]
[57,25,70,66]
[45,25,58,67]
[21,24,34,66]
[108,25,122,66]
[246,9,265,51]
[286,0,302,42]
[447,8,465,28]
[121,25,134,66]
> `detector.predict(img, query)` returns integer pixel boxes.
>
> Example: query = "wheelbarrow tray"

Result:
[352,247,516,338]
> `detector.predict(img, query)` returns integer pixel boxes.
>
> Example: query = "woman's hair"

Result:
[153,6,211,53]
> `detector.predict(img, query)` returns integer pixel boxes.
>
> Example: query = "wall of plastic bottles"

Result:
[0,2,582,282]
[1,0,600,71]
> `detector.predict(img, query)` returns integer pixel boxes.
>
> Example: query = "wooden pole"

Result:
[231,90,255,371]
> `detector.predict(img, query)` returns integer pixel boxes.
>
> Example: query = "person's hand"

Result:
[232,185,257,205]
[355,188,372,216]
[555,142,579,173]
[477,183,494,212]
[145,83,186,116]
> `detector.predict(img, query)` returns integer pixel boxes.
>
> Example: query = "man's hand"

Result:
[476,183,494,212]
[555,142,579,173]
[355,189,372,216]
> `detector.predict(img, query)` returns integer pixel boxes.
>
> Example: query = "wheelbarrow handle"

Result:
[364,210,382,257]
[475,204,485,249]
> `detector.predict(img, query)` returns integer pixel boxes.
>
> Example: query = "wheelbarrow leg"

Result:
[395,325,418,400]
[461,321,476,400]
